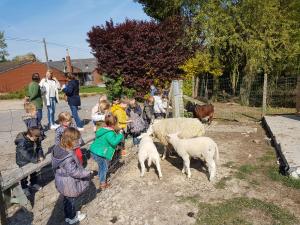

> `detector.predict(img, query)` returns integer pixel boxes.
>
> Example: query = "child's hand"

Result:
[39,157,44,162]
[127,120,132,123]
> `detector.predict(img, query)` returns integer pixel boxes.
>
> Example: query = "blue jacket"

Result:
[63,80,81,106]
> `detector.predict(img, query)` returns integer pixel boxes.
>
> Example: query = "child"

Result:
[153,90,166,119]
[15,127,44,196]
[90,114,124,190]
[92,100,111,132]
[55,112,84,165]
[23,102,45,140]
[91,94,108,131]
[143,96,155,129]
[111,98,129,156]
[126,98,146,147]
[52,127,92,224]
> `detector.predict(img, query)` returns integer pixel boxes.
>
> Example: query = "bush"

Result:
[0,87,28,100]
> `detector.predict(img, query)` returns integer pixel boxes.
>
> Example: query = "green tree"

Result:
[0,31,8,62]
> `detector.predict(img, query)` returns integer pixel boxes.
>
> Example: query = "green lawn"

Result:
[79,86,106,94]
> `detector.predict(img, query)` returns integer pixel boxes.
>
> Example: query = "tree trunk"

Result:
[296,74,300,114]
[192,76,195,98]
[195,75,199,98]
[240,68,255,106]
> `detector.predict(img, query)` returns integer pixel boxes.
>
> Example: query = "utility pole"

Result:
[43,38,49,69]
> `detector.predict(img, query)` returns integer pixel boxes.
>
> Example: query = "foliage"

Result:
[267,165,300,189]
[87,17,192,98]
[0,31,8,62]
[103,76,136,101]
[12,53,38,62]
[185,197,299,225]
[79,86,106,94]
[0,86,28,100]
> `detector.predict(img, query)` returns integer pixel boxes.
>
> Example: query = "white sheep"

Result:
[147,118,205,160]
[138,132,162,179]
[166,133,219,181]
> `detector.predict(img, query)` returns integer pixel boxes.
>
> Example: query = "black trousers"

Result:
[20,172,38,189]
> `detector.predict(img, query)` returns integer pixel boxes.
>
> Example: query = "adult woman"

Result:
[39,70,61,130]
[62,73,84,131]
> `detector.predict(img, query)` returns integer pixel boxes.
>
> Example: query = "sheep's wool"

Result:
[152,118,205,145]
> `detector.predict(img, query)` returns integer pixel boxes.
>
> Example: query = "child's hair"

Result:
[98,100,110,113]
[24,102,36,114]
[27,126,41,138]
[147,96,154,103]
[105,113,118,127]
[60,127,81,149]
[58,112,72,123]
[112,97,120,105]
[98,94,108,103]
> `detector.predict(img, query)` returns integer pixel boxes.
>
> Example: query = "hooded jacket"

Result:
[52,144,90,197]
[62,79,81,106]
[15,132,44,167]
[90,127,123,160]
[111,104,127,129]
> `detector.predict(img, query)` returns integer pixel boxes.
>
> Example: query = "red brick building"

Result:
[0,57,103,93]
[0,60,67,92]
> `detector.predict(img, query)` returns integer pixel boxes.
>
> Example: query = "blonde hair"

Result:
[98,100,110,113]
[105,114,118,127]
[58,112,72,123]
[24,102,36,114]
[98,94,108,104]
[60,127,81,150]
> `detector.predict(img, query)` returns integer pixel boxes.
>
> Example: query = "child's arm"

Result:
[54,128,62,145]
[62,83,73,96]
[106,132,124,148]
[65,159,90,179]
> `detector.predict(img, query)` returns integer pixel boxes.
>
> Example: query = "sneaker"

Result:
[50,124,59,130]
[30,184,42,191]
[23,188,31,196]
[66,212,86,224]
[77,127,84,132]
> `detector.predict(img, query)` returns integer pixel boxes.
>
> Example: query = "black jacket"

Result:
[63,80,81,106]
[15,132,44,167]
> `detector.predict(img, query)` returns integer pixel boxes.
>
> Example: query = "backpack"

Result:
[128,111,146,135]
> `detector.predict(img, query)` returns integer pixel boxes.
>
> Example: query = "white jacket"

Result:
[91,104,105,122]
[39,78,61,106]
[153,96,166,114]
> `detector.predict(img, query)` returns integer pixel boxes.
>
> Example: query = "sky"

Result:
[0,0,150,61]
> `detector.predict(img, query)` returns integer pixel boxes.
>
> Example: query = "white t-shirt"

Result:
[48,80,57,97]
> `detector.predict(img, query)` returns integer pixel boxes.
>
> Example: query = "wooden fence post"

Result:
[0,172,8,225]
[262,72,268,117]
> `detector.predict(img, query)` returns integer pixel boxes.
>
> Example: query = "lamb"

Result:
[166,133,219,181]
[138,132,162,179]
[147,118,205,160]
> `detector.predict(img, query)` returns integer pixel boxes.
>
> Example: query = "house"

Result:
[0,54,102,93]
[0,60,67,93]
[48,52,102,86]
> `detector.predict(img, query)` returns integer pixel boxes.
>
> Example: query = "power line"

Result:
[5,36,91,52]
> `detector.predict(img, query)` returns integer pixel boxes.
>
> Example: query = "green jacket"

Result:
[28,81,43,109]
[90,127,124,160]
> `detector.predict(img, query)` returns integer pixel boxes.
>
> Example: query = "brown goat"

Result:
[186,102,214,124]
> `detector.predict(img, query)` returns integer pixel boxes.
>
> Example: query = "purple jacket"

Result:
[52,145,90,197]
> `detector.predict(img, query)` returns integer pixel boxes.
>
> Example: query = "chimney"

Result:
[66,49,73,73]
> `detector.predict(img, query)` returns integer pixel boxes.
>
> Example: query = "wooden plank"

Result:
[0,172,8,225]
[1,137,95,191]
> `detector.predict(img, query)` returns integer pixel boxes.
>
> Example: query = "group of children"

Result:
[15,87,169,224]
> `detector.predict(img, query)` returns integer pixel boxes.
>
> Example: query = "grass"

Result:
[184,197,298,225]
[214,176,232,189]
[79,86,106,94]
[267,165,300,189]
[234,164,258,180]
[0,87,28,100]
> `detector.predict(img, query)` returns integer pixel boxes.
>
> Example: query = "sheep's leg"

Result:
[207,160,216,181]
[140,159,146,177]
[154,158,163,179]
[182,164,186,174]
[183,156,191,178]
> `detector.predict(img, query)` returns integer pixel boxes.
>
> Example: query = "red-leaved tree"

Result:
[87,17,192,97]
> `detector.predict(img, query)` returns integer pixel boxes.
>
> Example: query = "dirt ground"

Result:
[2,97,299,225]
[5,118,300,225]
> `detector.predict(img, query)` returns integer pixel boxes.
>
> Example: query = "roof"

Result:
[0,60,34,74]
[48,58,97,73]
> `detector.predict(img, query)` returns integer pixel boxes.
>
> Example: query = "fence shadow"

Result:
[46,181,97,225]
[7,207,33,225]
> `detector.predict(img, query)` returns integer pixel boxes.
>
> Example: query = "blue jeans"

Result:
[36,109,43,126]
[70,105,83,128]
[92,153,109,183]
[63,196,76,220]
[47,97,56,126]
